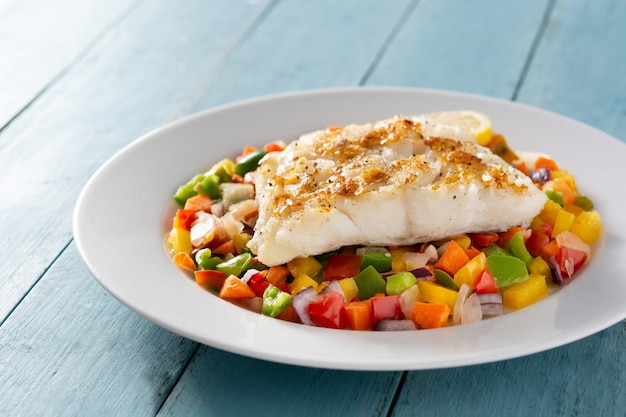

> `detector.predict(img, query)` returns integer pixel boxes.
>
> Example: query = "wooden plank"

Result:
[0,0,271,322]
[0,243,198,416]
[186,0,414,113]
[158,346,400,417]
[0,0,140,130]
[391,323,625,416]
[516,0,626,140]
[366,0,550,99]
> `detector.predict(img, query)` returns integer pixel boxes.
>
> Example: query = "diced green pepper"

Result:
[173,174,204,206]
[216,253,252,276]
[233,150,268,176]
[386,272,417,295]
[545,190,564,206]
[195,249,222,270]
[262,284,292,317]
[434,269,459,291]
[574,195,594,211]
[360,251,392,273]
[507,231,533,266]
[486,254,529,288]
[353,265,386,300]
[198,174,222,200]
[483,244,512,257]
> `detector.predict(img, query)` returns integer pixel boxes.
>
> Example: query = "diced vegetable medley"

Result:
[166,134,603,331]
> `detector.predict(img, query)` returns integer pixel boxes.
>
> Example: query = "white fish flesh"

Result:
[247,116,547,266]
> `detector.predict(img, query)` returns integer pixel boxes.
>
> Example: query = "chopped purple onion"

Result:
[480,303,503,317]
[529,168,551,184]
[547,256,565,285]
[374,319,417,331]
[477,293,502,305]
[291,286,317,325]
[409,267,434,280]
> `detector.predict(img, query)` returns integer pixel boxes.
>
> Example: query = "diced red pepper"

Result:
[323,254,362,281]
[525,232,550,257]
[474,269,499,294]
[556,247,588,278]
[173,209,196,230]
[307,292,346,329]
[371,295,404,325]
[248,272,271,297]
[469,232,499,247]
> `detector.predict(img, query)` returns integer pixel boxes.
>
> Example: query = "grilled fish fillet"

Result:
[248,116,547,266]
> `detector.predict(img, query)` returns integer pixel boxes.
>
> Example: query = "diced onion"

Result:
[452,284,472,324]
[374,319,417,331]
[291,287,317,326]
[399,285,420,319]
[461,293,483,324]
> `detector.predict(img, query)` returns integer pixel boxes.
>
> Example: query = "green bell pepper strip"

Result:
[507,231,533,266]
[434,269,459,291]
[233,150,268,176]
[386,272,417,295]
[353,265,387,300]
[173,174,204,206]
[194,249,222,270]
[360,251,392,273]
[198,174,222,200]
[262,284,292,317]
[216,253,252,276]
[483,244,512,257]
[574,195,594,211]
[545,190,564,206]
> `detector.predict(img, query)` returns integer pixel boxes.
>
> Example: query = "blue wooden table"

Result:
[1,1,625,415]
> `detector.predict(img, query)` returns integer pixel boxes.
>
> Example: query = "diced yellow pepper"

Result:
[288,274,318,295]
[316,281,329,293]
[338,278,358,302]
[539,200,562,227]
[552,209,576,236]
[571,210,603,245]
[551,169,577,193]
[528,256,552,284]
[452,235,472,249]
[168,227,192,254]
[453,252,486,289]
[502,273,548,310]
[417,280,458,312]
[232,233,251,254]
[389,247,411,272]
[287,257,323,281]
[208,158,235,176]
[563,203,584,216]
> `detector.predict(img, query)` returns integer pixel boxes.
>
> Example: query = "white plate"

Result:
[74,87,626,370]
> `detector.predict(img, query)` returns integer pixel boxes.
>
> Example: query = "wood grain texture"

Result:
[0,0,140,130]
[366,0,551,98]
[391,323,625,417]
[516,0,626,140]
[0,0,270,322]
[0,244,198,416]
[158,346,400,417]
[186,0,413,113]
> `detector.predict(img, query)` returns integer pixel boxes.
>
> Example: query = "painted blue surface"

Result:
[0,1,624,416]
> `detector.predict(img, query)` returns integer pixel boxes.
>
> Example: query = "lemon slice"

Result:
[422,110,493,145]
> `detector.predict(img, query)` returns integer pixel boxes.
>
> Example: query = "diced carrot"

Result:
[183,194,214,212]
[266,265,291,285]
[540,239,560,258]
[195,269,228,290]
[172,252,196,271]
[344,300,373,330]
[464,246,482,260]
[276,305,300,323]
[326,125,344,132]
[263,142,284,152]
[411,302,450,329]
[551,178,575,205]
[173,209,196,230]
[219,275,256,299]
[514,161,527,175]
[535,156,559,171]
[241,146,258,157]
[212,240,237,256]
[433,240,470,276]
